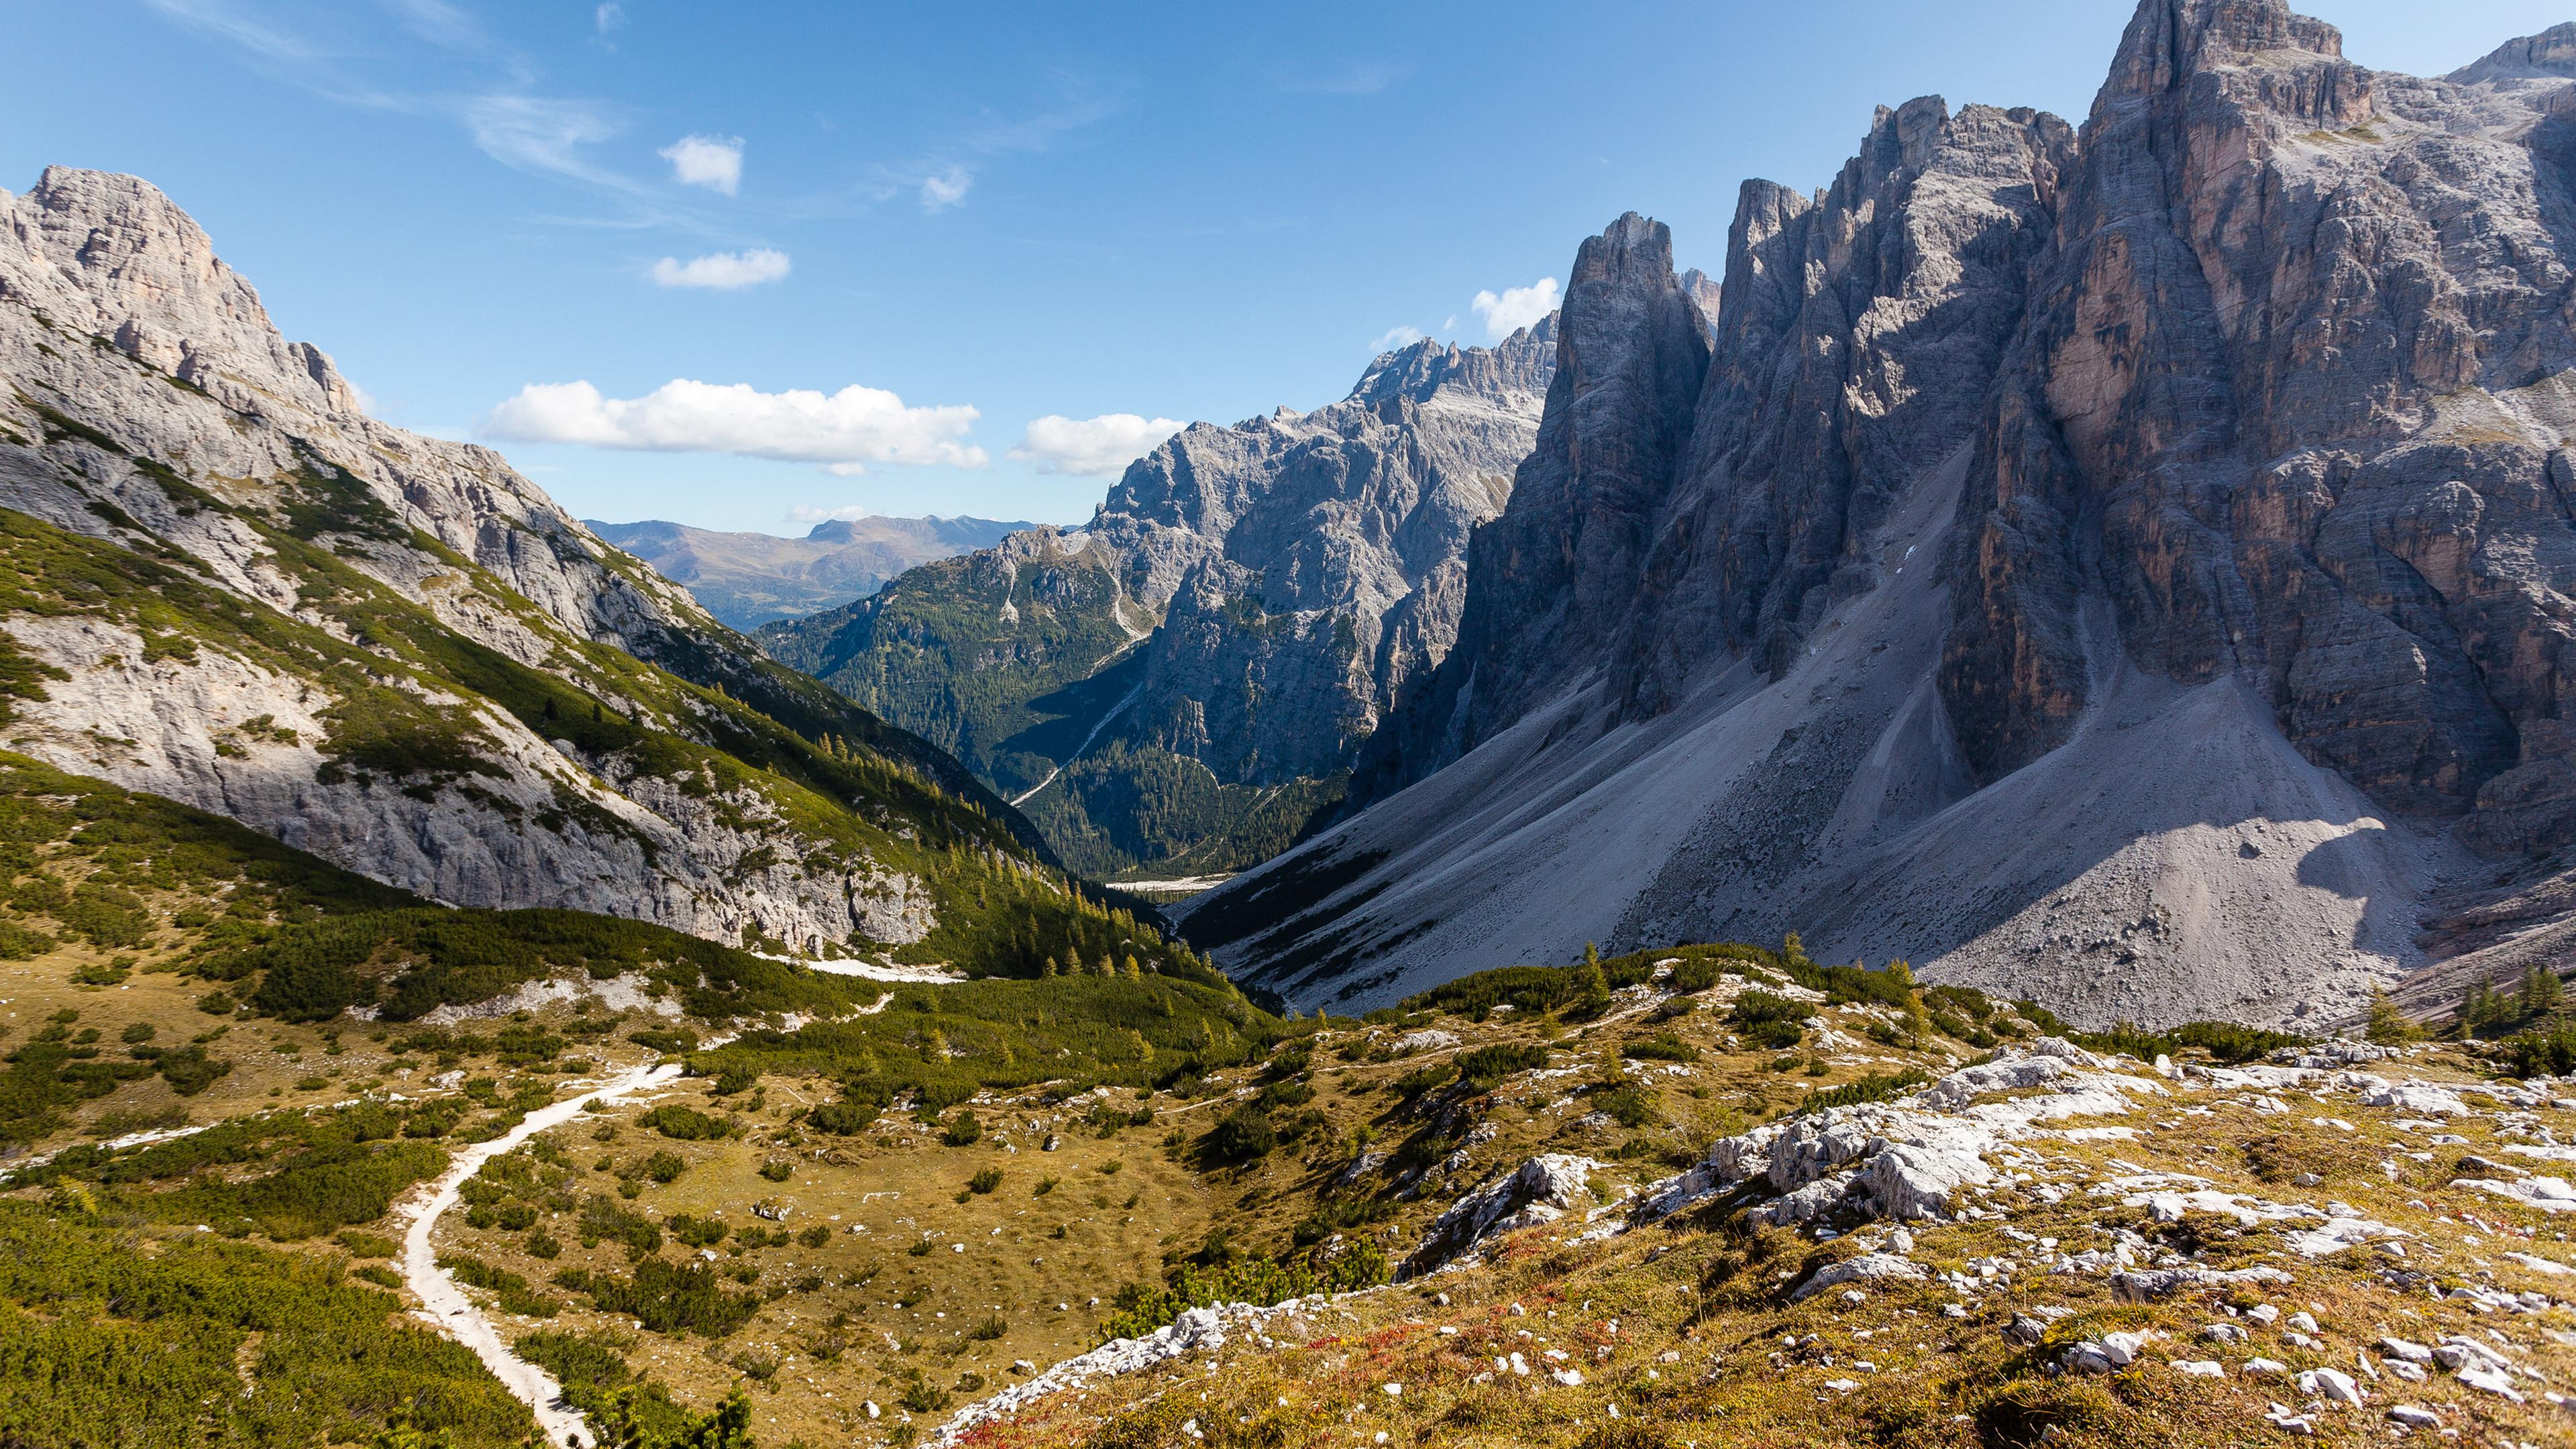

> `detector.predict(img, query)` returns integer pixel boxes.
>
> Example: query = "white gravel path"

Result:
[396,1055,693,1448]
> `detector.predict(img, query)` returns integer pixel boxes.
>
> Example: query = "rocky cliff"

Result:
[0,166,1093,967]
[587,514,1033,630]
[758,323,1554,878]
[1182,0,2576,1028]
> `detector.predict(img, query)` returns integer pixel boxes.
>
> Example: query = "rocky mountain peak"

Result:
[1,166,358,418]
[1861,94,1953,180]
[758,307,1558,876]
[2452,22,2576,84]
[0,165,1073,967]
[1676,268,1721,339]
[2096,0,2367,128]
[1347,315,1556,413]
[1350,214,1712,789]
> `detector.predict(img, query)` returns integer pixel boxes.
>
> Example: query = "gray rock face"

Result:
[0,166,1047,957]
[1362,218,1708,787]
[1360,103,2067,796]
[1185,0,2576,1026]
[1621,101,2071,710]
[761,323,1554,877]
[1109,325,1552,777]
[1948,0,2576,849]
[587,516,1034,631]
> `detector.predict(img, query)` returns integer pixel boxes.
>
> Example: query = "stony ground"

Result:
[437,972,2576,1448]
[893,983,2576,1449]
[12,943,2573,1449]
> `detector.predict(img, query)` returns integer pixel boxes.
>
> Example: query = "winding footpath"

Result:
[397,1055,694,1448]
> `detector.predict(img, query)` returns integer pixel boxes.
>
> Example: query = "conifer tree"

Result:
[1572,944,1611,1016]
[2365,988,2418,1044]
[2523,965,2565,1020]
[2463,977,2496,1032]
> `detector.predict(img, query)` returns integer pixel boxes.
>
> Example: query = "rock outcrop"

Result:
[1401,1152,1607,1278]
[1182,0,2576,1026]
[0,166,1057,959]
[760,323,1554,878]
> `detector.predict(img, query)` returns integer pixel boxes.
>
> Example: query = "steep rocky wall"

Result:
[1945,0,2576,857]
[1360,99,2069,804]
[1187,0,2576,1026]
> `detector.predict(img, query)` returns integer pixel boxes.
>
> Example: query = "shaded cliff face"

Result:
[1359,105,2072,801]
[1373,217,1711,780]
[0,166,1081,965]
[759,324,1553,878]
[1187,0,2576,1028]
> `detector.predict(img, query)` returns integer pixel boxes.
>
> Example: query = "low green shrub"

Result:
[1456,1043,1549,1089]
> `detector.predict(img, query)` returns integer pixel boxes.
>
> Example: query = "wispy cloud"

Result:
[484,378,987,473]
[594,3,625,36]
[789,504,875,524]
[660,133,744,195]
[1472,277,1560,339]
[920,167,972,211]
[649,249,790,290]
[832,78,1124,219]
[460,93,629,188]
[1368,325,1426,352]
[1273,59,1407,96]
[1010,413,1183,478]
[386,0,486,50]
[140,0,323,64]
[138,0,691,220]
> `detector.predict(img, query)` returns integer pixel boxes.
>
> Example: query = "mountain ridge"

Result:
[0,163,1158,975]
[757,319,1556,878]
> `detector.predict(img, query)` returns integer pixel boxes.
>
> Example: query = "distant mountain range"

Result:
[586,515,1032,630]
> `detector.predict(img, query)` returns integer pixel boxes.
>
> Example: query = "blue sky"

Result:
[7,1,2565,533]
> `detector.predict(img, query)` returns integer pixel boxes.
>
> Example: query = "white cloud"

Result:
[788,504,875,524]
[1010,413,1185,478]
[649,249,790,290]
[920,166,973,211]
[660,133,743,195]
[594,3,624,34]
[1368,325,1426,352]
[1470,277,1560,339]
[482,379,987,472]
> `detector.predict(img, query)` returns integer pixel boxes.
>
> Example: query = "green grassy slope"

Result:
[0,487,1216,971]
[0,748,1218,1148]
